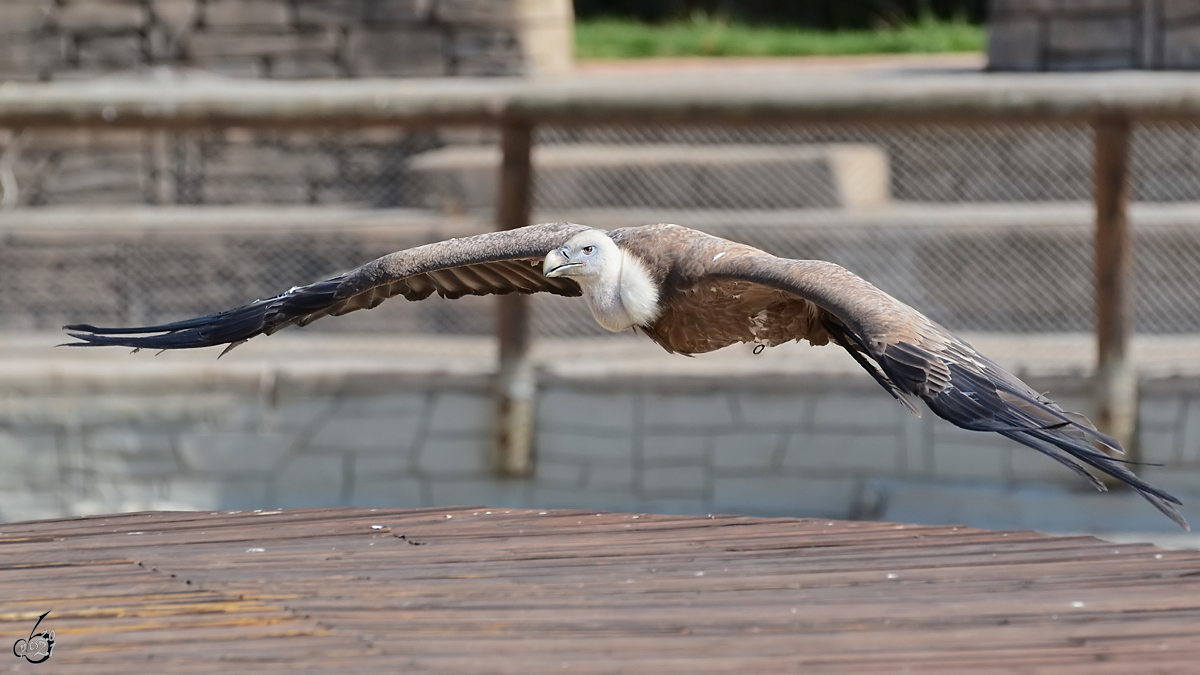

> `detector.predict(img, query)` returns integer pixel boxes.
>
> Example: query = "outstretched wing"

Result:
[64,222,590,351]
[710,254,1188,530]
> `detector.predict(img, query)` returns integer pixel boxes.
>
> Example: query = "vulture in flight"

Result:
[64,222,1187,529]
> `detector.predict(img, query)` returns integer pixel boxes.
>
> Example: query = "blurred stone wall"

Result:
[0,0,572,207]
[0,0,572,81]
[989,0,1200,70]
[2,340,1197,533]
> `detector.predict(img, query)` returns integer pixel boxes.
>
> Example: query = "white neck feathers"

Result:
[580,244,661,332]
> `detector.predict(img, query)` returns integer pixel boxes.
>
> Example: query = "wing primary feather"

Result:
[61,222,589,351]
[825,320,921,418]
[926,363,1187,529]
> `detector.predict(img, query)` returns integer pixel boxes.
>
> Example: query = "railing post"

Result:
[1092,115,1137,460]
[494,121,536,477]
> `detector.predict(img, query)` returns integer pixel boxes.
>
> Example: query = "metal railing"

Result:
[3,71,1197,474]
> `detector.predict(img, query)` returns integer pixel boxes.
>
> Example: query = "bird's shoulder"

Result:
[608,224,770,284]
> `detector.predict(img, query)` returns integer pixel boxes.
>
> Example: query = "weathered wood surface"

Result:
[2,508,1200,673]
[5,71,1200,130]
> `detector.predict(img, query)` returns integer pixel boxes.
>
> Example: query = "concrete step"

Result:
[5,203,1200,335]
[407,143,891,211]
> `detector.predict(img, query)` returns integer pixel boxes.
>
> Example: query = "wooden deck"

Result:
[3,508,1200,673]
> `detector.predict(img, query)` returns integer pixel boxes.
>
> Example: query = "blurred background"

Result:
[1,0,1199,545]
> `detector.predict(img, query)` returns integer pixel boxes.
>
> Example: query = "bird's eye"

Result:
[582,246,595,255]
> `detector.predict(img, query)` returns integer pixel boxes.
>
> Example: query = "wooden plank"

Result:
[1092,115,1137,458]
[5,72,1200,130]
[2,508,1200,672]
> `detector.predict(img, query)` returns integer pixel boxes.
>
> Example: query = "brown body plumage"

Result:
[64,222,1189,529]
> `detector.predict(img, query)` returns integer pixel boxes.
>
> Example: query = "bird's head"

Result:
[543,230,617,279]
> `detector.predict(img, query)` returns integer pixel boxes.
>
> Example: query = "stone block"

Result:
[900,410,929,474]
[349,476,425,507]
[149,0,200,36]
[202,0,291,27]
[931,439,1010,482]
[179,431,294,473]
[1046,51,1136,70]
[449,28,522,75]
[415,436,487,474]
[642,434,707,465]
[0,492,67,523]
[428,392,491,436]
[0,1,53,34]
[1141,394,1184,427]
[989,0,1054,16]
[1057,0,1136,13]
[537,390,635,433]
[309,416,422,454]
[169,475,270,510]
[535,459,585,488]
[1163,0,1200,21]
[531,487,637,512]
[407,144,891,212]
[269,398,335,430]
[811,393,902,432]
[1048,17,1134,53]
[274,454,344,507]
[584,463,635,491]
[1138,427,1179,465]
[428,478,528,508]
[76,35,145,70]
[368,0,434,24]
[54,1,148,32]
[294,0,369,26]
[0,432,59,489]
[0,34,67,76]
[93,453,182,478]
[435,0,518,24]
[192,55,265,77]
[711,432,782,470]
[1164,25,1200,69]
[784,432,901,473]
[538,431,634,464]
[987,18,1043,71]
[642,393,735,431]
[296,0,429,25]
[640,498,707,515]
[89,429,174,456]
[736,392,812,427]
[1180,397,1200,462]
[642,466,706,497]
[712,475,858,519]
[270,54,341,78]
[344,27,446,77]
[187,27,339,58]
[352,454,413,479]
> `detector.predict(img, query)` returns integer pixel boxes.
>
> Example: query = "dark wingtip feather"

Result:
[61,298,279,351]
[923,362,1189,531]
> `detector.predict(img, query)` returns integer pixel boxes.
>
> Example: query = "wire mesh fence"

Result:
[2,121,1199,337]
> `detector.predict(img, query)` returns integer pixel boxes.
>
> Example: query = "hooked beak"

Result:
[543,247,583,278]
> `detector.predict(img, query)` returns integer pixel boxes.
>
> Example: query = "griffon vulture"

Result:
[63,222,1187,529]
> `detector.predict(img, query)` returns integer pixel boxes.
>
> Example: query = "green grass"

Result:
[575,16,984,60]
